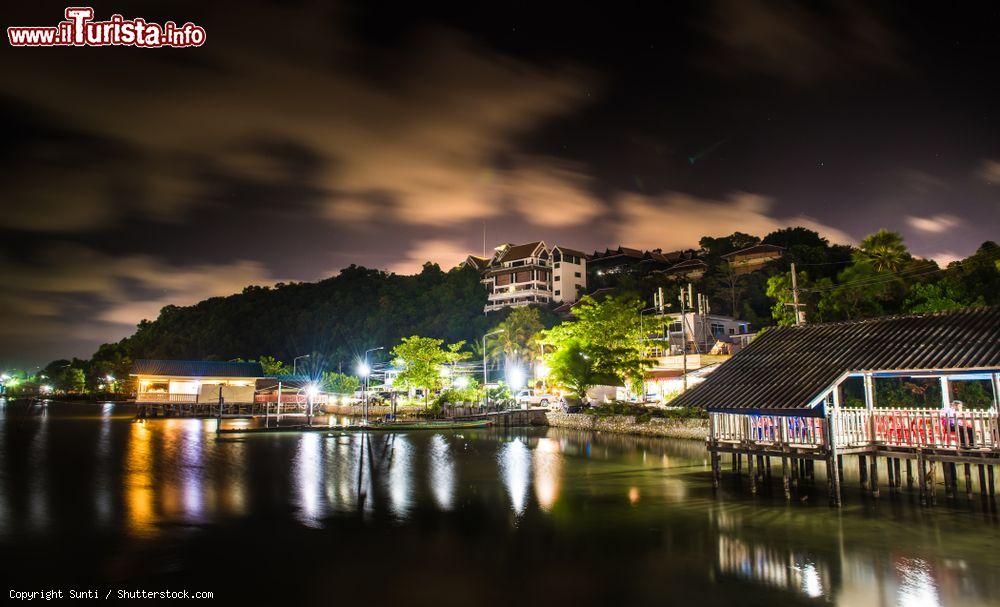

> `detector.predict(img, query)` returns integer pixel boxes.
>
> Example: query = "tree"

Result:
[855,229,910,273]
[56,366,85,393]
[320,371,360,395]
[258,356,291,376]
[904,282,980,313]
[391,336,470,408]
[765,271,814,326]
[717,261,744,319]
[490,306,545,364]
[541,295,650,395]
[546,339,615,399]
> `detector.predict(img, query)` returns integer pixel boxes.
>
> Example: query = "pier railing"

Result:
[871,407,998,450]
[711,408,1000,451]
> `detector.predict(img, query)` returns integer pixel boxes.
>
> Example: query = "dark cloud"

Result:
[702,0,907,82]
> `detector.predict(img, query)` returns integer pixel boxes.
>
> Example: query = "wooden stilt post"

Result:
[907,459,914,490]
[709,417,720,490]
[887,456,896,493]
[917,452,928,506]
[859,455,868,490]
[979,465,988,497]
[988,465,995,497]
[782,455,791,500]
[927,460,937,506]
[748,452,757,494]
[791,457,799,488]
[870,456,880,497]
[894,458,902,494]
[943,462,954,499]
[825,408,841,507]
[965,463,973,500]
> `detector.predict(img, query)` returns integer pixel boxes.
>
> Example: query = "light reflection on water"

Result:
[499,437,531,516]
[428,434,455,511]
[1,402,999,606]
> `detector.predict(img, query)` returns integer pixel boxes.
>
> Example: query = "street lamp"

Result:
[482,329,503,409]
[293,354,311,376]
[305,382,319,425]
[361,347,384,425]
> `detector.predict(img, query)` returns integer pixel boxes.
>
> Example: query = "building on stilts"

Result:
[670,307,1000,506]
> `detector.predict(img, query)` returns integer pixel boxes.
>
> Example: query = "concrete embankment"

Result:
[321,403,708,440]
[543,412,708,440]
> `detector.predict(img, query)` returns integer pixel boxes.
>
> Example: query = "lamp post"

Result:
[305,383,319,426]
[293,354,311,376]
[482,329,503,410]
[361,347,384,425]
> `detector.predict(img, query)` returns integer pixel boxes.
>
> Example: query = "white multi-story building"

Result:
[551,245,587,304]
[470,241,587,313]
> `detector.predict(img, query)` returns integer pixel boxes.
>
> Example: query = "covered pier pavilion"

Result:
[670,307,1000,506]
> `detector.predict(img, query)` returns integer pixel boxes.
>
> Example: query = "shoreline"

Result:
[543,411,709,441]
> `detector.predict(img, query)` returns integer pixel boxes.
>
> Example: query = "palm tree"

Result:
[855,229,910,273]
[491,307,545,365]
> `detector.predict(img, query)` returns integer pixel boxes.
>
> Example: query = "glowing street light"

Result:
[361,346,384,425]
[305,382,319,425]
[507,366,526,391]
[453,375,470,390]
[105,374,115,383]
[535,362,550,379]
[40,385,53,395]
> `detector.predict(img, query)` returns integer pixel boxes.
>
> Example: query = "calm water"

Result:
[2,400,999,606]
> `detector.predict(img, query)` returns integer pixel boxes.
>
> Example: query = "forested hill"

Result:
[92,263,497,371]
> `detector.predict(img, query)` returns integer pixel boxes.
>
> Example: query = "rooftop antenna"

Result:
[483,221,487,257]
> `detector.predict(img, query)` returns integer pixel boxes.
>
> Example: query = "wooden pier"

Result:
[708,407,1000,505]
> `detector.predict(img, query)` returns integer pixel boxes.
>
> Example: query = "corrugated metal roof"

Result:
[131,359,264,378]
[670,307,1000,414]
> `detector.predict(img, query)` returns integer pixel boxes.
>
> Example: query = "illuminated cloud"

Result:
[501,157,604,228]
[0,8,589,233]
[979,159,1000,185]
[388,239,473,274]
[615,191,852,251]
[906,214,961,234]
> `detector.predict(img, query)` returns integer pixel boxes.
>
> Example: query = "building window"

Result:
[554,275,560,281]
[554,290,561,296]
[574,272,581,278]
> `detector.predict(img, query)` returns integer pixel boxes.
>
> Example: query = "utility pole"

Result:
[790,262,805,326]
[679,285,689,393]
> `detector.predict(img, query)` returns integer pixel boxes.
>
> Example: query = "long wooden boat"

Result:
[217,419,493,434]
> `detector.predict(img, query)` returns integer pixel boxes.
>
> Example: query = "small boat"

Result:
[217,419,493,434]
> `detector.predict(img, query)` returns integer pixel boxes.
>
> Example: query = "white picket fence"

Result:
[711,407,1000,450]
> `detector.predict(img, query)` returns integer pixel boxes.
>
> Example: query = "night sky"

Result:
[1,1,998,367]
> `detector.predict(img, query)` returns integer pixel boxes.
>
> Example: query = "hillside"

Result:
[90,263,497,376]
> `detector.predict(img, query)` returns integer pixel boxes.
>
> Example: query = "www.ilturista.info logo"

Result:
[8,7,206,48]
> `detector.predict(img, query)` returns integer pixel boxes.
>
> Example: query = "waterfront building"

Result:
[131,359,326,416]
[132,359,263,405]
[673,306,1000,505]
